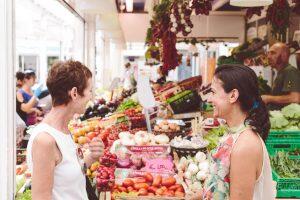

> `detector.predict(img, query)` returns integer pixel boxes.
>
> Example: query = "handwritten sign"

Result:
[143,158,174,173]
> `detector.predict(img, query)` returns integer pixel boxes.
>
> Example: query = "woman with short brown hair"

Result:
[27,60,104,200]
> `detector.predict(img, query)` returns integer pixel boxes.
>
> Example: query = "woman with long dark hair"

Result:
[192,65,275,199]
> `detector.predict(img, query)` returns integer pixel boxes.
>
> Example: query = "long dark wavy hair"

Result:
[214,64,270,141]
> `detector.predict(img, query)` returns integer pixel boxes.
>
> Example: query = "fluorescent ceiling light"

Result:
[230,0,273,7]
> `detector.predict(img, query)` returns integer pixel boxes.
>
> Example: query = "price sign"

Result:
[144,158,174,173]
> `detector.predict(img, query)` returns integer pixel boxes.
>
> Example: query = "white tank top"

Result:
[253,136,277,200]
[27,123,89,200]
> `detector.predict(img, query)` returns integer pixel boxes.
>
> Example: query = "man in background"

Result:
[262,42,300,110]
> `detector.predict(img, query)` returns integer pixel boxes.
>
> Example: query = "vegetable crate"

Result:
[267,130,300,141]
[166,90,200,114]
[272,170,300,198]
[266,140,300,159]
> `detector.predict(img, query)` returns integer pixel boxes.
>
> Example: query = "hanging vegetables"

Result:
[190,0,212,15]
[145,0,213,75]
[266,0,290,41]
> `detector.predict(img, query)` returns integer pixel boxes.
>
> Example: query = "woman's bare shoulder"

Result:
[232,129,263,160]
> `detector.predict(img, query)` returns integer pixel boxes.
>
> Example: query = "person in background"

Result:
[262,42,300,110]
[16,71,25,90]
[189,65,275,200]
[27,60,104,200]
[16,71,40,124]
[123,62,135,90]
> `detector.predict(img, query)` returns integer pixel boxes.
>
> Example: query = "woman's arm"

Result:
[20,96,38,113]
[229,130,263,200]
[31,132,58,200]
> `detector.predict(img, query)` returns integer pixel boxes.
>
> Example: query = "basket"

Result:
[266,140,300,159]
[272,170,300,198]
[170,146,207,158]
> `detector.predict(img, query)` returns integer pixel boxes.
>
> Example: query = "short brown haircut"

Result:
[47,60,92,106]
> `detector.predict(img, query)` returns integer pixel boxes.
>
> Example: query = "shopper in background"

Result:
[16,71,40,124]
[262,42,300,110]
[123,62,136,90]
[189,65,275,199]
[16,71,25,90]
[27,60,104,200]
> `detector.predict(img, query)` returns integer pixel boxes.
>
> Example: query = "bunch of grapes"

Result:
[191,0,212,15]
[169,1,193,36]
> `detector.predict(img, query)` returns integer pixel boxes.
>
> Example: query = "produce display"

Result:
[96,165,116,191]
[113,172,185,197]
[80,98,118,121]
[170,136,208,149]
[175,152,209,193]
[271,151,300,178]
[154,120,181,133]
[117,99,139,112]
[203,126,227,151]
[17,73,298,199]
[269,104,300,131]
[68,119,103,145]
[115,131,170,146]
[124,108,146,129]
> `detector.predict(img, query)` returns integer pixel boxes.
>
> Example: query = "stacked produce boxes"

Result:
[266,104,300,198]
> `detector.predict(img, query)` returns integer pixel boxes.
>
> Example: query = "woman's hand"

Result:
[85,138,104,167]
[185,190,203,200]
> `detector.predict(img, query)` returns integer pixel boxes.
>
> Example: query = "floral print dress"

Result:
[203,124,250,200]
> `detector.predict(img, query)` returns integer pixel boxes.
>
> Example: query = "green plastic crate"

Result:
[272,170,300,198]
[266,140,300,159]
[267,130,300,140]
[268,130,300,143]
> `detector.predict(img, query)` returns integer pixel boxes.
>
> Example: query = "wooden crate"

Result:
[159,86,182,102]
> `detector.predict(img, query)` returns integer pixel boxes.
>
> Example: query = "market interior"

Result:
[1,0,300,200]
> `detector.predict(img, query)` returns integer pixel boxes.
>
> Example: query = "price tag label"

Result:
[144,158,174,173]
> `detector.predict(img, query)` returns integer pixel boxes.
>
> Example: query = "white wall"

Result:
[0,0,15,198]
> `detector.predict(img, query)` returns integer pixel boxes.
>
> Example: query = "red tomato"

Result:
[143,172,153,183]
[148,186,158,193]
[152,175,162,187]
[138,188,148,196]
[134,177,146,184]
[134,183,149,190]
[175,191,185,197]
[163,190,175,197]
[161,177,176,187]
[122,179,134,187]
